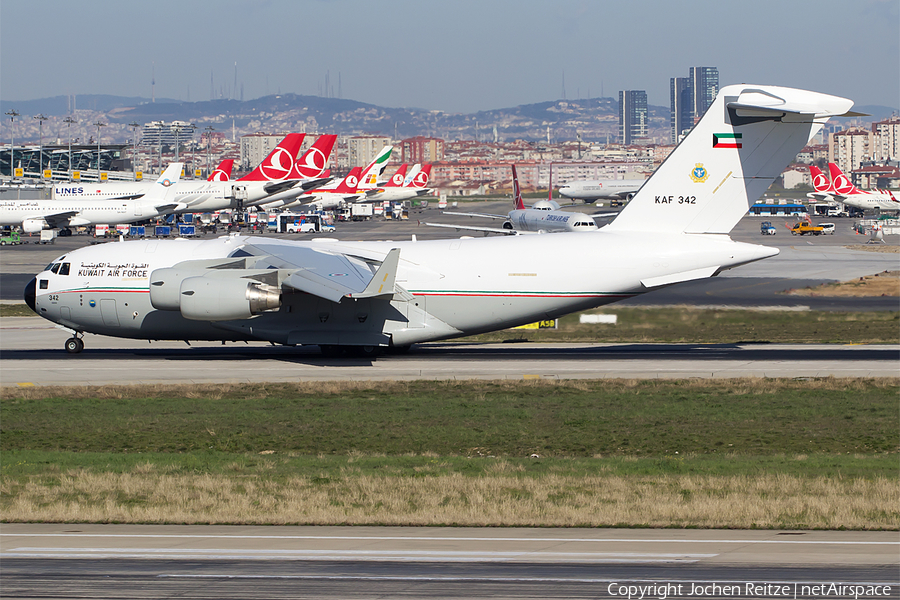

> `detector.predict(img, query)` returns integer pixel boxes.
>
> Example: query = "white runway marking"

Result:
[3,533,896,545]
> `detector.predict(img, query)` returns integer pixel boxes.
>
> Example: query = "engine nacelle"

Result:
[179,277,281,321]
[149,267,204,311]
[22,218,46,233]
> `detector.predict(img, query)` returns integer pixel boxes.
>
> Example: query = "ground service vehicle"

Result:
[760,221,777,235]
[0,231,23,245]
[791,222,824,235]
[279,213,335,233]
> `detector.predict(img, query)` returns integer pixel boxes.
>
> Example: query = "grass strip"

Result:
[2,379,897,529]
[3,379,898,456]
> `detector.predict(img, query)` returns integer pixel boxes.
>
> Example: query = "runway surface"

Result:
[2,524,897,599]
[2,316,898,384]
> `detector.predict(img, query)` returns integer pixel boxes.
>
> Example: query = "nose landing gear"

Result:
[65,336,85,354]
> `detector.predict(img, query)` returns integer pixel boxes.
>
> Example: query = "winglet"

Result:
[350,248,400,299]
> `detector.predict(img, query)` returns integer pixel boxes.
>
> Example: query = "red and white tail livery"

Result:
[207,159,234,182]
[410,164,431,189]
[512,165,525,210]
[384,164,409,188]
[808,165,833,193]
[294,134,337,179]
[239,133,306,182]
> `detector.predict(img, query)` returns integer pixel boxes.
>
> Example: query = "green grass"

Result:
[0,304,36,317]
[2,379,897,528]
[2,450,896,481]
[3,379,897,457]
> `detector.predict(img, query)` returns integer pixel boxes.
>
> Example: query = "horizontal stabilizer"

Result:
[641,266,719,289]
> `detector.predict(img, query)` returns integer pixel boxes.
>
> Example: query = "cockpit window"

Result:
[59,263,71,276]
[50,263,61,274]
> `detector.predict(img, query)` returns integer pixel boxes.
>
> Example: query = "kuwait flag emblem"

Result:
[713,133,742,148]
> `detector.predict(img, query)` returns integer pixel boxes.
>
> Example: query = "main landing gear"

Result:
[65,336,85,354]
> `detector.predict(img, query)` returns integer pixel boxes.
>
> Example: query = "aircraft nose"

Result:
[24,277,36,313]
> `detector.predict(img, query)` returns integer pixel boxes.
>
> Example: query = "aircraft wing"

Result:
[263,180,301,195]
[441,211,508,219]
[41,211,78,229]
[154,203,181,214]
[235,241,402,303]
[423,222,522,236]
[298,177,333,191]
[591,212,619,219]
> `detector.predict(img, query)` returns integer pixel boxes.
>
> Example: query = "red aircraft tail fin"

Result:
[512,165,525,210]
[238,133,305,181]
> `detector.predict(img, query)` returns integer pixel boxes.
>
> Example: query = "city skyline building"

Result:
[618,90,648,145]
[689,66,719,122]
[669,76,691,144]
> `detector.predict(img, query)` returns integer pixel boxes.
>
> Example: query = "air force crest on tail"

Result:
[690,164,709,183]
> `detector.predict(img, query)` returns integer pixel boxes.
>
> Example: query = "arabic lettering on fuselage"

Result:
[77,261,150,278]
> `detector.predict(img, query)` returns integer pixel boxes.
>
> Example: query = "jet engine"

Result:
[179,277,281,321]
[149,268,281,321]
[22,219,45,233]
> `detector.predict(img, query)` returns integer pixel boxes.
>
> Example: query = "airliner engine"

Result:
[22,218,45,233]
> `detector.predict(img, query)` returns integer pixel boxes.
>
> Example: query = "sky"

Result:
[1,0,897,113]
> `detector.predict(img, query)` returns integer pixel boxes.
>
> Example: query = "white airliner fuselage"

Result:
[558,179,645,202]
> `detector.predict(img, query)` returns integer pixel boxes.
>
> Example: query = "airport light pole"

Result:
[33,114,48,179]
[172,123,182,164]
[128,121,140,179]
[94,121,106,181]
[5,109,19,177]
[63,116,77,179]
[204,126,214,179]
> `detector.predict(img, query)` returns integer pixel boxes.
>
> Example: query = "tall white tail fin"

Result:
[606,85,853,234]
[144,163,183,201]
[357,145,393,190]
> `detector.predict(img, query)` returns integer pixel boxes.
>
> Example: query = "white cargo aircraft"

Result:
[0,164,183,234]
[558,178,645,202]
[25,84,853,356]
[427,165,601,234]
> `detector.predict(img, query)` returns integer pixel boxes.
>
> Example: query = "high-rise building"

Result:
[669,77,692,144]
[347,135,392,168]
[872,116,899,163]
[689,66,719,121]
[401,136,445,163]
[618,90,648,145]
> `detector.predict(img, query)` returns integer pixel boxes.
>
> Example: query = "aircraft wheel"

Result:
[65,337,84,354]
[319,344,343,358]
[350,345,379,359]
[386,344,412,355]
